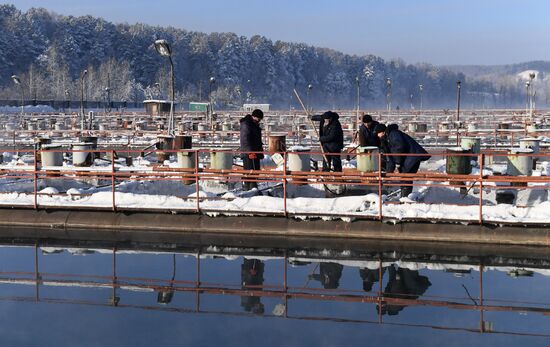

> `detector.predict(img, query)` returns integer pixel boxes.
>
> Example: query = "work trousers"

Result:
[399,161,421,197]
[322,153,342,172]
[243,156,261,190]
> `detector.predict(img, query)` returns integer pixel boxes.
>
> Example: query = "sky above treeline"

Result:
[7,0,550,65]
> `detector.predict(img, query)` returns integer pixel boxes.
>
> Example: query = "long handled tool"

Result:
[292,89,329,164]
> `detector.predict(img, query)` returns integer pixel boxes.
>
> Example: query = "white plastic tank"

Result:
[71,142,94,167]
[41,144,64,167]
[288,146,311,172]
[210,148,233,170]
[506,148,533,176]
[356,146,379,173]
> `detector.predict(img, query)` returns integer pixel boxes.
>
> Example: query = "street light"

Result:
[104,87,111,113]
[456,81,461,146]
[528,72,536,119]
[65,89,70,113]
[525,81,530,116]
[208,77,216,130]
[80,69,88,131]
[419,84,424,110]
[306,84,313,113]
[154,39,175,136]
[11,75,23,117]
[385,78,392,112]
[355,76,360,133]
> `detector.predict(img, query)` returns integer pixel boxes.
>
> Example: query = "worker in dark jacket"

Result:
[239,109,264,190]
[374,123,431,198]
[311,111,344,172]
[358,114,380,147]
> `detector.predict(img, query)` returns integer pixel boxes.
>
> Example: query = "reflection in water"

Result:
[241,258,265,314]
[0,237,549,344]
[359,267,385,292]
[379,266,432,316]
[309,262,344,289]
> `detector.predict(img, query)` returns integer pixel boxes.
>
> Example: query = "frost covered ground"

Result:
[1,151,550,225]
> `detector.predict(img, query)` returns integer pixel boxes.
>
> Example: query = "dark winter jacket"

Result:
[311,112,344,154]
[384,124,430,172]
[239,114,264,158]
[358,121,381,147]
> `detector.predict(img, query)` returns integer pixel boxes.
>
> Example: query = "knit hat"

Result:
[373,124,387,134]
[362,114,373,123]
[251,109,264,119]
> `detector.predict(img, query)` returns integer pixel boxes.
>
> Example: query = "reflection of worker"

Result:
[378,265,431,316]
[311,111,344,172]
[309,262,344,289]
[359,267,385,292]
[241,258,265,314]
[239,109,264,190]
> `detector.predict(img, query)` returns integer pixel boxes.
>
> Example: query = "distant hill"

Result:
[445,61,550,78]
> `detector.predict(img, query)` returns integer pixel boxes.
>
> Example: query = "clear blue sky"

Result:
[7,0,550,65]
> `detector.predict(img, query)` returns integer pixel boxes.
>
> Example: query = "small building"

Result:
[143,100,173,116]
[243,103,270,112]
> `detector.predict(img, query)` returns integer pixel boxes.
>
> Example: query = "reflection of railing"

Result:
[0,244,550,338]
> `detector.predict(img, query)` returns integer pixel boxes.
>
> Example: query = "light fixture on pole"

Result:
[456,80,461,146]
[209,77,216,130]
[306,84,313,113]
[385,78,392,112]
[65,89,70,113]
[154,39,175,136]
[419,84,423,111]
[80,69,88,131]
[528,72,536,120]
[11,75,23,117]
[355,76,360,133]
[104,87,111,113]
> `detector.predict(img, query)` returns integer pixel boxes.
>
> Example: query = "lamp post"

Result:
[11,75,23,117]
[525,81,530,117]
[154,39,175,136]
[65,89,70,113]
[306,84,313,113]
[419,84,423,111]
[80,69,88,131]
[104,87,111,113]
[456,80,461,146]
[385,78,392,112]
[528,72,536,120]
[355,76,360,133]
[209,76,216,130]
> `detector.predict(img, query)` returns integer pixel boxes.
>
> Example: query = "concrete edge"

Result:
[0,208,548,247]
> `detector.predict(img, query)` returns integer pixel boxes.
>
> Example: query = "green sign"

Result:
[189,102,210,112]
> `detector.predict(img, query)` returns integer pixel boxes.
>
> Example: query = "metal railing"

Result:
[0,146,548,225]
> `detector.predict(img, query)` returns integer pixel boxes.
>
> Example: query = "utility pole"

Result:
[386,78,392,112]
[419,84,423,111]
[456,81,461,146]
